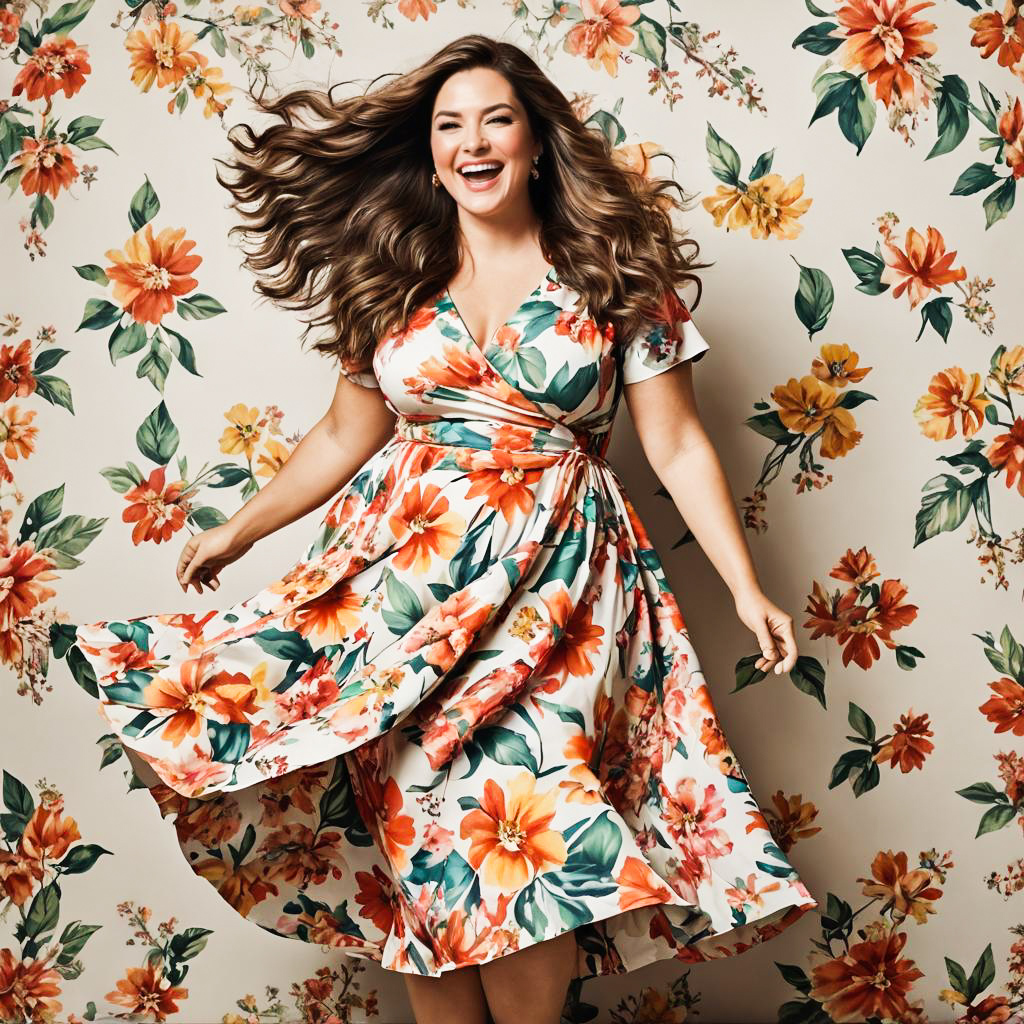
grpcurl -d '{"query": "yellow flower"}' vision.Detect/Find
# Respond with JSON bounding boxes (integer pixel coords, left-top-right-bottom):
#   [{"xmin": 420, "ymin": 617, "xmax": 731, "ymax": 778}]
[{"xmin": 220, "ymin": 403, "xmax": 262, "ymax": 458}]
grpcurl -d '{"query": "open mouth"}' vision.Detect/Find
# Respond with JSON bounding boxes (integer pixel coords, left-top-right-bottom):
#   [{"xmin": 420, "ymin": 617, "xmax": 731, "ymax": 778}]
[{"xmin": 458, "ymin": 162, "xmax": 504, "ymax": 182}]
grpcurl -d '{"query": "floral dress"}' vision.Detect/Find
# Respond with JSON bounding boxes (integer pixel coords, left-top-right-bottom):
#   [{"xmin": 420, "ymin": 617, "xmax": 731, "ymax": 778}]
[{"xmin": 50, "ymin": 265, "xmax": 818, "ymax": 980}]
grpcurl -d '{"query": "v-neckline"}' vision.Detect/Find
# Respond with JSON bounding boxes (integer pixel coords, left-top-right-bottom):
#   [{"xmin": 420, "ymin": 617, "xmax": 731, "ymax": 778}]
[{"xmin": 445, "ymin": 264, "xmax": 556, "ymax": 357}]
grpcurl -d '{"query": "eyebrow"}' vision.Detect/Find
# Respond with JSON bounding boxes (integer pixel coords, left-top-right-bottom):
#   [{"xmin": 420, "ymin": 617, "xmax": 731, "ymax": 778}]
[{"xmin": 433, "ymin": 102, "xmax": 516, "ymax": 119}]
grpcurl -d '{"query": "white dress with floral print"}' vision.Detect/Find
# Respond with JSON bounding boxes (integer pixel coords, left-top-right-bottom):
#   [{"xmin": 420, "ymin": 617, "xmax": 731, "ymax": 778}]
[{"xmin": 53, "ymin": 265, "xmax": 818, "ymax": 979}]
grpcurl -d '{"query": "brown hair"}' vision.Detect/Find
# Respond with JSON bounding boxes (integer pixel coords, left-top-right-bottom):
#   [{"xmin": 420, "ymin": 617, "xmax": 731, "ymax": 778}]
[{"xmin": 216, "ymin": 33, "xmax": 712, "ymax": 374}]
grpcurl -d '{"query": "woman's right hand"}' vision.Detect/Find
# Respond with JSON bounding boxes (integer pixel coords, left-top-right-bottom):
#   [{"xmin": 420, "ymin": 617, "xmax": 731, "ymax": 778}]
[{"xmin": 177, "ymin": 523, "xmax": 254, "ymax": 594}]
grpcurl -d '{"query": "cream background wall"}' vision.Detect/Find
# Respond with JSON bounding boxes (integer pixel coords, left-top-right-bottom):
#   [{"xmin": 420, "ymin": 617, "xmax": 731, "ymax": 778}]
[{"xmin": 4, "ymin": 1, "xmax": 1022, "ymax": 1021}]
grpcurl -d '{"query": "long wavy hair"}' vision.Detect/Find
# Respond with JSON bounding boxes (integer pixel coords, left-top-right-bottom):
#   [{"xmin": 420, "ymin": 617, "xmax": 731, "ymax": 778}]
[{"xmin": 216, "ymin": 33, "xmax": 713, "ymax": 374}]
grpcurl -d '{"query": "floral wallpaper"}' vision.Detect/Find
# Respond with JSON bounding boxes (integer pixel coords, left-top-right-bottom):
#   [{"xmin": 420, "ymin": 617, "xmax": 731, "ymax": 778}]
[{"xmin": 3, "ymin": 0, "xmax": 1023, "ymax": 1022}]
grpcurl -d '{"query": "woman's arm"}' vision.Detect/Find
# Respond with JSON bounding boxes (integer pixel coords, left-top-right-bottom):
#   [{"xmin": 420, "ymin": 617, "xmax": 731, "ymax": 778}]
[
  {"xmin": 227, "ymin": 372, "xmax": 397, "ymax": 547},
  {"xmin": 623, "ymin": 364, "xmax": 797, "ymax": 675}
]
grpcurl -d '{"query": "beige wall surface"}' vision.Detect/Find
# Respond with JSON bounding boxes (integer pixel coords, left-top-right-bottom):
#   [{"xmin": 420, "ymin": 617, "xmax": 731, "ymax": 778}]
[{"xmin": 3, "ymin": 1, "xmax": 1022, "ymax": 1022}]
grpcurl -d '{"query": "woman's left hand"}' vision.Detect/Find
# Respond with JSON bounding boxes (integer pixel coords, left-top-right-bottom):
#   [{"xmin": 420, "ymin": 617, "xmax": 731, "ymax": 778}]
[{"xmin": 733, "ymin": 588, "xmax": 798, "ymax": 675}]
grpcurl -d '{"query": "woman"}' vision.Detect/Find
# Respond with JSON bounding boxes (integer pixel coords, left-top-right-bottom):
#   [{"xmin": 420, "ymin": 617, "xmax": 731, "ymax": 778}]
[{"xmin": 51, "ymin": 33, "xmax": 818, "ymax": 1024}]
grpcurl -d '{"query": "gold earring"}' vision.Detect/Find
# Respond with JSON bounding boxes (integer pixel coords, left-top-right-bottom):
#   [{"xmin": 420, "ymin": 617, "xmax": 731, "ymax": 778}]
[
  {"xmin": 432, "ymin": 171, "xmax": 440, "ymax": 188},
  {"xmin": 530, "ymin": 155, "xmax": 540, "ymax": 180}
]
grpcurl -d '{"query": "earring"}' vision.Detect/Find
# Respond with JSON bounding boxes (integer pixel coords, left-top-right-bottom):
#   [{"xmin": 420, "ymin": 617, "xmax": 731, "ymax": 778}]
[
  {"xmin": 432, "ymin": 171, "xmax": 440, "ymax": 188},
  {"xmin": 530, "ymin": 154, "xmax": 540, "ymax": 180}
]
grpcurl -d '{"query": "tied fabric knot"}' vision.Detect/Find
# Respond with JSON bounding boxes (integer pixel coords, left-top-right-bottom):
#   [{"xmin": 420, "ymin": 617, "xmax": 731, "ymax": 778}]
[{"xmin": 392, "ymin": 414, "xmax": 610, "ymax": 463}]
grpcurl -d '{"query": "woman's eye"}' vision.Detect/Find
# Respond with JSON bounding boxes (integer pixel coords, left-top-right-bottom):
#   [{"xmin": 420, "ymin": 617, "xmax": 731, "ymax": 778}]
[{"xmin": 438, "ymin": 116, "xmax": 512, "ymax": 130}]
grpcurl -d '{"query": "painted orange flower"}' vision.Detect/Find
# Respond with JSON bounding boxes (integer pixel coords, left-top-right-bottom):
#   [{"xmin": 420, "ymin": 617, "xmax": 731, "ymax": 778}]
[
  {"xmin": 663, "ymin": 777, "xmax": 733, "ymax": 858},
  {"xmin": 388, "ymin": 480, "xmax": 466, "ymax": 574},
  {"xmin": 0, "ymin": 948, "xmax": 64, "ymax": 1023},
  {"xmin": 354, "ymin": 864, "xmax": 398, "ymax": 935},
  {"xmin": 703, "ymin": 174, "xmax": 812, "ymax": 239},
  {"xmin": 280, "ymin": 0, "xmax": 322, "ymax": 16},
  {"xmin": 125, "ymin": 21, "xmax": 200, "ymax": 92},
  {"xmin": 0, "ymin": 540, "xmax": 57, "ymax": 631},
  {"xmin": 357, "ymin": 775, "xmax": 416, "ymax": 872},
  {"xmin": 564, "ymin": 0, "xmax": 641, "ymax": 78},
  {"xmin": 538, "ymin": 589, "xmax": 605, "ymax": 683},
  {"xmin": 397, "ymin": 0, "xmax": 438, "ymax": 20},
  {"xmin": 143, "ymin": 649, "xmax": 261, "ymax": 747},
  {"xmin": 989, "ymin": 344, "xmax": 1024, "ymax": 395},
  {"xmin": 979, "ymin": 676, "xmax": 1024, "ymax": 735},
  {"xmin": 970, "ymin": 0, "xmax": 1024, "ymax": 69},
  {"xmin": 0, "ymin": 339, "xmax": 36, "ymax": 401},
  {"xmin": 873, "ymin": 710, "xmax": 934, "ymax": 772},
  {"xmin": 998, "ymin": 97, "xmax": 1024, "ymax": 178},
  {"xmin": 857, "ymin": 849, "xmax": 943, "ymax": 923},
  {"xmin": 462, "ymin": 449, "xmax": 546, "ymax": 524},
  {"xmin": 182, "ymin": 50, "xmax": 233, "ymax": 120},
  {"xmin": 11, "ymin": 36, "xmax": 91, "ymax": 101},
  {"xmin": 811, "ymin": 343, "xmax": 873, "ymax": 387},
  {"xmin": 2, "ymin": 404, "xmax": 39, "ymax": 461},
  {"xmin": 434, "ymin": 909, "xmax": 494, "ymax": 966},
  {"xmin": 122, "ymin": 465, "xmax": 190, "ymax": 544},
  {"xmin": 219, "ymin": 402, "xmax": 262, "ymax": 458},
  {"xmin": 401, "ymin": 590, "xmax": 493, "ymax": 670},
  {"xmin": 809, "ymin": 929, "xmax": 924, "ymax": 1021},
  {"xmin": 880, "ymin": 225, "xmax": 967, "ymax": 309},
  {"xmin": 836, "ymin": 0, "xmax": 938, "ymax": 110},
  {"xmin": 764, "ymin": 791, "xmax": 822, "ymax": 853},
  {"xmin": 255, "ymin": 438, "xmax": 291, "ymax": 478},
  {"xmin": 106, "ymin": 960, "xmax": 188, "ymax": 1022},
  {"xmin": 14, "ymin": 136, "xmax": 79, "ymax": 199},
  {"xmin": 984, "ymin": 417, "xmax": 1024, "ymax": 495},
  {"xmin": 283, "ymin": 579, "xmax": 365, "ymax": 642},
  {"xmin": 192, "ymin": 857, "xmax": 278, "ymax": 915},
  {"xmin": 615, "ymin": 855, "xmax": 673, "ymax": 911},
  {"xmin": 0, "ymin": 10, "xmax": 20, "ymax": 45},
  {"xmin": 18, "ymin": 804, "xmax": 81, "ymax": 866},
  {"xmin": 913, "ymin": 367, "xmax": 990, "ymax": 440},
  {"xmin": 258, "ymin": 821, "xmax": 347, "ymax": 886},
  {"xmin": 104, "ymin": 222, "xmax": 202, "ymax": 326},
  {"xmin": 460, "ymin": 771, "xmax": 567, "ymax": 892},
  {"xmin": 772, "ymin": 376, "xmax": 862, "ymax": 457}
]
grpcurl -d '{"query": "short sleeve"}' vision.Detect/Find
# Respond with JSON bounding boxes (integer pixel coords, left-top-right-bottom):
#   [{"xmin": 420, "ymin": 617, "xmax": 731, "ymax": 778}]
[
  {"xmin": 620, "ymin": 290, "xmax": 710, "ymax": 385},
  {"xmin": 339, "ymin": 355, "xmax": 380, "ymax": 390}
]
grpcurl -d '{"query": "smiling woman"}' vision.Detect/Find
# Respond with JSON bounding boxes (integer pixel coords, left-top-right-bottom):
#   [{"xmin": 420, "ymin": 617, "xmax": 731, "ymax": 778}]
[{"xmin": 51, "ymin": 31, "xmax": 816, "ymax": 1024}]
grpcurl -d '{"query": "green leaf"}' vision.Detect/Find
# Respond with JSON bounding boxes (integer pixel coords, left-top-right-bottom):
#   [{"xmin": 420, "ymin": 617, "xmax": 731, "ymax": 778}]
[
  {"xmin": 473, "ymin": 726, "xmax": 538, "ymax": 774},
  {"xmin": 176, "ymin": 293, "xmax": 227, "ymax": 320},
  {"xmin": 794, "ymin": 261, "xmax": 834, "ymax": 337},
  {"xmin": 847, "ymin": 701, "xmax": 875, "ymax": 741},
  {"xmin": 928, "ymin": 75, "xmax": 970, "ymax": 159},
  {"xmin": 976, "ymin": 803, "xmax": 1016, "ymax": 836},
  {"xmin": 17, "ymin": 484, "xmax": 64, "ymax": 545},
  {"xmin": 58, "ymin": 844, "xmax": 112, "ymax": 874},
  {"xmin": 108, "ymin": 320, "xmax": 148, "ymax": 364},
  {"xmin": 128, "ymin": 175, "xmax": 160, "ymax": 232},
  {"xmin": 914, "ymin": 473, "xmax": 974, "ymax": 546},
  {"xmin": 965, "ymin": 943, "xmax": 995, "ymax": 1001},
  {"xmin": 136, "ymin": 402, "xmax": 179, "ymax": 465},
  {"xmin": 951, "ymin": 161, "xmax": 1000, "ymax": 196},
  {"xmin": 982, "ymin": 176, "xmax": 1015, "ymax": 229},
  {"xmin": 705, "ymin": 122, "xmax": 742, "ymax": 186},
  {"xmin": 73, "ymin": 263, "xmax": 109, "ymax": 286},
  {"xmin": 77, "ymin": 298, "xmax": 122, "ymax": 331},
  {"xmin": 792, "ymin": 22, "xmax": 842, "ymax": 55}
]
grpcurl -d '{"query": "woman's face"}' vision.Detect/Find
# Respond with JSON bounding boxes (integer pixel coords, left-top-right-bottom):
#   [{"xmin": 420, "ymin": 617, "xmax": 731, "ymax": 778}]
[{"xmin": 429, "ymin": 66, "xmax": 540, "ymax": 218}]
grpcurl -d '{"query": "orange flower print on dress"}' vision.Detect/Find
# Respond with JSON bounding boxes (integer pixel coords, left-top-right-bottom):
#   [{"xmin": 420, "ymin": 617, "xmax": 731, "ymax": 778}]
[
  {"xmin": 389, "ymin": 480, "xmax": 465, "ymax": 574},
  {"xmin": 460, "ymin": 772, "xmax": 568, "ymax": 893},
  {"xmin": 56, "ymin": 265, "xmax": 818, "ymax": 978}
]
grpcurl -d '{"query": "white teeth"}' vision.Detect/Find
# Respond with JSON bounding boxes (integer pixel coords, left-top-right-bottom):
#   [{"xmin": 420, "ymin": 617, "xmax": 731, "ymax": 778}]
[{"xmin": 459, "ymin": 162, "xmax": 502, "ymax": 174}]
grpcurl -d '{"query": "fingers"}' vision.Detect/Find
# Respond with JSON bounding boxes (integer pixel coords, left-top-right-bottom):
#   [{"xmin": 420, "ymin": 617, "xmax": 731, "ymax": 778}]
[{"xmin": 754, "ymin": 616, "xmax": 797, "ymax": 674}]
